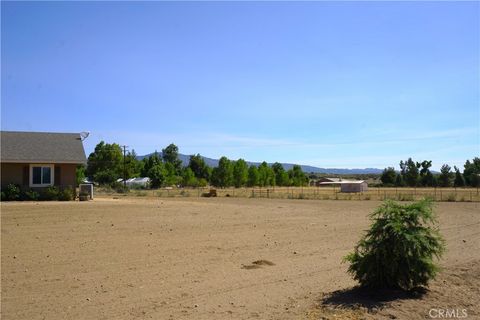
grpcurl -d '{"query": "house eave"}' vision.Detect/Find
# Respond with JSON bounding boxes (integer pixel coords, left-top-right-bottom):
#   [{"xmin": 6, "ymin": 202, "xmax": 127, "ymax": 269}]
[{"xmin": 1, "ymin": 159, "xmax": 86, "ymax": 165}]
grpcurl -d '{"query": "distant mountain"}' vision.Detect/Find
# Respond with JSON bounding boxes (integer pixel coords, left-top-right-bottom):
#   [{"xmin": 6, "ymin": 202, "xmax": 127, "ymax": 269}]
[{"xmin": 137, "ymin": 152, "xmax": 384, "ymax": 175}]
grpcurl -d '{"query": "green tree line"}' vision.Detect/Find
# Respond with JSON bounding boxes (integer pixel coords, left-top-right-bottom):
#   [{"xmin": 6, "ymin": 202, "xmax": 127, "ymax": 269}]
[
  {"xmin": 85, "ymin": 141, "xmax": 308, "ymax": 188},
  {"xmin": 380, "ymin": 157, "xmax": 480, "ymax": 188}
]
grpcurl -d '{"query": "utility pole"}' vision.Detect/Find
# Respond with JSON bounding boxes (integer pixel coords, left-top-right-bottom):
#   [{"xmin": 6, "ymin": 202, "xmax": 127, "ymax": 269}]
[{"xmin": 122, "ymin": 145, "xmax": 128, "ymax": 189}]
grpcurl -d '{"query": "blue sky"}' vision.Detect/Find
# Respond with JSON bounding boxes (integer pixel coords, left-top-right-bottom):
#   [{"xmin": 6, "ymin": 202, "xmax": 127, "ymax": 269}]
[{"xmin": 2, "ymin": 1, "xmax": 479, "ymax": 170}]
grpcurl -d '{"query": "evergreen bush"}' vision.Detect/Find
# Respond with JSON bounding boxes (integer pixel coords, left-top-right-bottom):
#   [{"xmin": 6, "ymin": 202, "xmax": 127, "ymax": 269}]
[
  {"xmin": 24, "ymin": 189, "xmax": 40, "ymax": 201},
  {"xmin": 3, "ymin": 184, "xmax": 21, "ymax": 201},
  {"xmin": 42, "ymin": 186, "xmax": 59, "ymax": 200},
  {"xmin": 344, "ymin": 199, "xmax": 445, "ymax": 290},
  {"xmin": 58, "ymin": 187, "xmax": 75, "ymax": 201}
]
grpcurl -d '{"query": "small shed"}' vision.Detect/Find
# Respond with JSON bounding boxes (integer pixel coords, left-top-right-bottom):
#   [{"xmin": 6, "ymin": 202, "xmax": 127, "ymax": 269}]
[
  {"xmin": 319, "ymin": 180, "xmax": 368, "ymax": 193},
  {"xmin": 340, "ymin": 181, "xmax": 368, "ymax": 193}
]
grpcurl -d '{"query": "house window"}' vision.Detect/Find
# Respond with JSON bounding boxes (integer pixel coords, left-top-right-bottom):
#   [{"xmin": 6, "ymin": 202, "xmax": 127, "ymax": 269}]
[{"xmin": 30, "ymin": 164, "xmax": 54, "ymax": 187}]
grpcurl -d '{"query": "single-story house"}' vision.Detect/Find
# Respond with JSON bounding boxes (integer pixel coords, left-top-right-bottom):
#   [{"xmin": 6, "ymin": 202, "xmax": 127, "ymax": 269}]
[
  {"xmin": 1, "ymin": 131, "xmax": 87, "ymax": 190},
  {"xmin": 319, "ymin": 180, "xmax": 368, "ymax": 193}
]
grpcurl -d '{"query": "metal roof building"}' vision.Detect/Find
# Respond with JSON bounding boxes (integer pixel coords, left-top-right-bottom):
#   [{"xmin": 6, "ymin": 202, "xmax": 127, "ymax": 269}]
[{"xmin": 319, "ymin": 180, "xmax": 368, "ymax": 193}]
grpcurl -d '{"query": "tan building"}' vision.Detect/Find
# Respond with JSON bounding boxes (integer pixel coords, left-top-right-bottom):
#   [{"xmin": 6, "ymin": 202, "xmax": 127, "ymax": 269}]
[
  {"xmin": 1, "ymin": 131, "xmax": 87, "ymax": 190},
  {"xmin": 319, "ymin": 180, "xmax": 368, "ymax": 193},
  {"xmin": 315, "ymin": 177, "xmax": 342, "ymax": 186},
  {"xmin": 339, "ymin": 181, "xmax": 368, "ymax": 193}
]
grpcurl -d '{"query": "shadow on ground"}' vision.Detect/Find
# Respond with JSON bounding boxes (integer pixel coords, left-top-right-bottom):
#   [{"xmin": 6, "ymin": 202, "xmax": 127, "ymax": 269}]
[{"xmin": 320, "ymin": 286, "xmax": 427, "ymax": 312}]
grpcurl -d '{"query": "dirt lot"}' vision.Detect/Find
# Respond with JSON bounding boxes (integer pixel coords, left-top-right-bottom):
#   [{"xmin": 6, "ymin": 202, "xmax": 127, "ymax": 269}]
[{"xmin": 1, "ymin": 198, "xmax": 479, "ymax": 319}]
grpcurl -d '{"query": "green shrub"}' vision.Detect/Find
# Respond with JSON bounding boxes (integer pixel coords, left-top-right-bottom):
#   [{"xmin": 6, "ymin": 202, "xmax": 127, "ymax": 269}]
[
  {"xmin": 0, "ymin": 191, "xmax": 5, "ymax": 201},
  {"xmin": 58, "ymin": 187, "xmax": 75, "ymax": 201},
  {"xmin": 197, "ymin": 178, "xmax": 208, "ymax": 188},
  {"xmin": 24, "ymin": 189, "xmax": 40, "ymax": 201},
  {"xmin": 344, "ymin": 199, "xmax": 445, "ymax": 290},
  {"xmin": 3, "ymin": 184, "xmax": 21, "ymax": 201},
  {"xmin": 42, "ymin": 186, "xmax": 59, "ymax": 200}
]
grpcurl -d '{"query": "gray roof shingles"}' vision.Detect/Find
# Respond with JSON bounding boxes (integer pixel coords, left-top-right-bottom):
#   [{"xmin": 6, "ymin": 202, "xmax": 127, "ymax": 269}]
[{"xmin": 1, "ymin": 131, "xmax": 87, "ymax": 164}]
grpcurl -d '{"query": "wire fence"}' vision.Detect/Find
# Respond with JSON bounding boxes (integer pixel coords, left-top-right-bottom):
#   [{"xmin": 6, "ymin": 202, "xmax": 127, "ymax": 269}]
[{"xmin": 97, "ymin": 186, "xmax": 480, "ymax": 202}]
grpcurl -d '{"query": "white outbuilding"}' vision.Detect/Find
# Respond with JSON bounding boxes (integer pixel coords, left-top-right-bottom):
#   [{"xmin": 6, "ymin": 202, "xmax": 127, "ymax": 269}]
[
  {"xmin": 319, "ymin": 180, "xmax": 368, "ymax": 193},
  {"xmin": 117, "ymin": 177, "xmax": 151, "ymax": 188},
  {"xmin": 339, "ymin": 181, "xmax": 368, "ymax": 193}
]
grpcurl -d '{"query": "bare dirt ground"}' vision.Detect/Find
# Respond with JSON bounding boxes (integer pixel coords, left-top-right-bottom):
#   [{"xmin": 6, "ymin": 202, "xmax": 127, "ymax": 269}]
[{"xmin": 1, "ymin": 198, "xmax": 479, "ymax": 319}]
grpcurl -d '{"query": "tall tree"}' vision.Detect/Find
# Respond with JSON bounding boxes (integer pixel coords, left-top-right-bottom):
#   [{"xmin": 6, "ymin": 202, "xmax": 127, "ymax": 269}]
[
  {"xmin": 86, "ymin": 141, "xmax": 123, "ymax": 185},
  {"xmin": 212, "ymin": 156, "xmax": 233, "ymax": 188},
  {"xmin": 380, "ymin": 167, "xmax": 397, "ymax": 186},
  {"xmin": 395, "ymin": 173, "xmax": 404, "ymax": 187},
  {"xmin": 188, "ymin": 154, "xmax": 211, "ymax": 180},
  {"xmin": 401, "ymin": 158, "xmax": 420, "ymax": 187},
  {"xmin": 463, "ymin": 158, "xmax": 480, "ymax": 187},
  {"xmin": 438, "ymin": 164, "xmax": 453, "ymax": 187},
  {"xmin": 76, "ymin": 165, "xmax": 86, "ymax": 185},
  {"xmin": 162, "ymin": 143, "xmax": 182, "ymax": 173},
  {"xmin": 289, "ymin": 164, "xmax": 307, "ymax": 187},
  {"xmin": 453, "ymin": 166, "xmax": 465, "ymax": 187},
  {"xmin": 431, "ymin": 174, "xmax": 439, "ymax": 187},
  {"xmin": 419, "ymin": 160, "xmax": 434, "ymax": 187},
  {"xmin": 247, "ymin": 165, "xmax": 259, "ymax": 187},
  {"xmin": 258, "ymin": 162, "xmax": 275, "ymax": 187},
  {"xmin": 141, "ymin": 151, "xmax": 161, "ymax": 177},
  {"xmin": 399, "ymin": 160, "xmax": 406, "ymax": 177},
  {"xmin": 124, "ymin": 149, "xmax": 141, "ymax": 179},
  {"xmin": 233, "ymin": 159, "xmax": 248, "ymax": 188},
  {"xmin": 164, "ymin": 162, "xmax": 182, "ymax": 186},
  {"xmin": 272, "ymin": 162, "xmax": 290, "ymax": 186},
  {"xmin": 148, "ymin": 161, "xmax": 167, "ymax": 188},
  {"xmin": 182, "ymin": 167, "xmax": 197, "ymax": 187}
]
